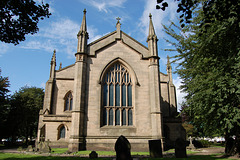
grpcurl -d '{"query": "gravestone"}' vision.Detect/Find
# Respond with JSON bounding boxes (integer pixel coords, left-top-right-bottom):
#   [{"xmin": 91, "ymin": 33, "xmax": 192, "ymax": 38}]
[
  {"xmin": 26, "ymin": 145, "xmax": 34, "ymax": 152},
  {"xmin": 187, "ymin": 136, "xmax": 195, "ymax": 149},
  {"xmin": 175, "ymin": 138, "xmax": 187, "ymax": 158},
  {"xmin": 225, "ymin": 137, "xmax": 234, "ymax": 154},
  {"xmin": 89, "ymin": 151, "xmax": 98, "ymax": 159},
  {"xmin": 148, "ymin": 139, "xmax": 163, "ymax": 158},
  {"xmin": 115, "ymin": 135, "xmax": 132, "ymax": 160},
  {"xmin": 37, "ymin": 138, "xmax": 51, "ymax": 153}
]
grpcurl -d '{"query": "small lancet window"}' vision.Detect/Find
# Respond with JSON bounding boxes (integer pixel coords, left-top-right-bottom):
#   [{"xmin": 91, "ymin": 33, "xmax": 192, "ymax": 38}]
[
  {"xmin": 101, "ymin": 63, "xmax": 133, "ymax": 126},
  {"xmin": 58, "ymin": 125, "xmax": 66, "ymax": 139},
  {"xmin": 64, "ymin": 92, "xmax": 73, "ymax": 111}
]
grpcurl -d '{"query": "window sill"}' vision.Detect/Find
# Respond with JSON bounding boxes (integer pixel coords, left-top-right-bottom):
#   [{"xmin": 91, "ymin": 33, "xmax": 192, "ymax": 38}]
[
  {"xmin": 63, "ymin": 110, "xmax": 72, "ymax": 113},
  {"xmin": 100, "ymin": 125, "xmax": 135, "ymax": 129}
]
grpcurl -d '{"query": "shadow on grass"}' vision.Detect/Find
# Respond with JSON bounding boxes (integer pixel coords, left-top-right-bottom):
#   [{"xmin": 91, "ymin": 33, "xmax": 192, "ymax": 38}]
[
  {"xmin": 1, "ymin": 153, "xmax": 235, "ymax": 160},
  {"xmin": 0, "ymin": 153, "xmax": 111, "ymax": 160}
]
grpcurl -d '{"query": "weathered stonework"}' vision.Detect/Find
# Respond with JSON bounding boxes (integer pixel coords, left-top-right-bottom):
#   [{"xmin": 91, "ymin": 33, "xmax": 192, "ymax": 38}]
[{"xmin": 37, "ymin": 10, "xmax": 185, "ymax": 152}]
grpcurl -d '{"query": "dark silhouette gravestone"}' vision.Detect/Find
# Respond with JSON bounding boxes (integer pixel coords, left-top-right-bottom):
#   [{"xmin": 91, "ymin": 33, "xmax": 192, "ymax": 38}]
[
  {"xmin": 175, "ymin": 138, "xmax": 187, "ymax": 158},
  {"xmin": 225, "ymin": 137, "xmax": 234, "ymax": 154},
  {"xmin": 115, "ymin": 135, "xmax": 132, "ymax": 160},
  {"xmin": 148, "ymin": 139, "xmax": 163, "ymax": 158},
  {"xmin": 89, "ymin": 151, "xmax": 98, "ymax": 159}
]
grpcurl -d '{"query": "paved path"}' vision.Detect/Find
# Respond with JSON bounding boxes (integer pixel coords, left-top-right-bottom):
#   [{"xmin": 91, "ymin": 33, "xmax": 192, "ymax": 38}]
[{"xmin": 0, "ymin": 148, "xmax": 20, "ymax": 153}]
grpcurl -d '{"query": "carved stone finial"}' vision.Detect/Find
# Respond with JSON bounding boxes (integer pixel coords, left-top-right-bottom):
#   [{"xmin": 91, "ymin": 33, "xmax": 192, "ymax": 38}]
[
  {"xmin": 167, "ymin": 55, "xmax": 170, "ymax": 63},
  {"xmin": 116, "ymin": 17, "xmax": 121, "ymax": 23},
  {"xmin": 59, "ymin": 62, "xmax": 62, "ymax": 70},
  {"xmin": 116, "ymin": 17, "xmax": 121, "ymax": 33},
  {"xmin": 149, "ymin": 13, "xmax": 152, "ymax": 19},
  {"xmin": 51, "ymin": 49, "xmax": 56, "ymax": 63},
  {"xmin": 167, "ymin": 55, "xmax": 172, "ymax": 71}
]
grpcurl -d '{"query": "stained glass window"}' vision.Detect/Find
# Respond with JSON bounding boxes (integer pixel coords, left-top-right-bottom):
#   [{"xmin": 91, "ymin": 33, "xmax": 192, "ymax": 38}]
[
  {"xmin": 109, "ymin": 108, "xmax": 113, "ymax": 125},
  {"xmin": 64, "ymin": 92, "xmax": 73, "ymax": 111},
  {"xmin": 115, "ymin": 109, "xmax": 120, "ymax": 125},
  {"xmin": 116, "ymin": 84, "xmax": 120, "ymax": 106},
  {"xmin": 128, "ymin": 109, "xmax": 132, "ymax": 126},
  {"xmin": 102, "ymin": 63, "xmax": 133, "ymax": 126},
  {"xmin": 122, "ymin": 109, "xmax": 126, "ymax": 125},
  {"xmin": 59, "ymin": 126, "xmax": 65, "ymax": 139}
]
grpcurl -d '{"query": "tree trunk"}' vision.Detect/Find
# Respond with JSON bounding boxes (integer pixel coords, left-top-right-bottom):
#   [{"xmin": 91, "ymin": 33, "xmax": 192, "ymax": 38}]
[{"xmin": 225, "ymin": 129, "xmax": 240, "ymax": 157}]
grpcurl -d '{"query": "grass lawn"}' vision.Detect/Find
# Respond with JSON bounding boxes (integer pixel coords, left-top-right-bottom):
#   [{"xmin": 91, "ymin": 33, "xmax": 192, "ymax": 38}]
[
  {"xmin": 0, "ymin": 152, "xmax": 237, "ymax": 160},
  {"xmin": 0, "ymin": 146, "xmax": 236, "ymax": 160},
  {"xmin": 51, "ymin": 148, "xmax": 198, "ymax": 155},
  {"xmin": 51, "ymin": 148, "xmax": 150, "ymax": 156}
]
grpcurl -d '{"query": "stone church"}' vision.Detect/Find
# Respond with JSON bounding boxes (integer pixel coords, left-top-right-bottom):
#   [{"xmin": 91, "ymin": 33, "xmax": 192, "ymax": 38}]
[{"xmin": 37, "ymin": 10, "xmax": 185, "ymax": 152}]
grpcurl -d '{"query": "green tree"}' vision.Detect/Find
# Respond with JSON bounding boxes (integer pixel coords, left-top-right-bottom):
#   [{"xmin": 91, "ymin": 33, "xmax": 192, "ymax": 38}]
[
  {"xmin": 161, "ymin": 0, "xmax": 240, "ymax": 155},
  {"xmin": 0, "ymin": 69, "xmax": 10, "ymax": 141},
  {"xmin": 0, "ymin": 0, "xmax": 51, "ymax": 45},
  {"xmin": 7, "ymin": 86, "xmax": 44, "ymax": 144}
]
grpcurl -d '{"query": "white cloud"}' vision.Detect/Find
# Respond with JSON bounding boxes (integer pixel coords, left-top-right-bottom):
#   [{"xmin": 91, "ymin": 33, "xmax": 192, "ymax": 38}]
[
  {"xmin": 78, "ymin": 0, "xmax": 127, "ymax": 13},
  {"xmin": 88, "ymin": 25, "xmax": 109, "ymax": 43},
  {"xmin": 21, "ymin": 40, "xmax": 55, "ymax": 52},
  {"xmin": 42, "ymin": 19, "xmax": 79, "ymax": 39},
  {"xmin": 139, "ymin": 0, "xmax": 178, "ymax": 39},
  {"xmin": 0, "ymin": 43, "xmax": 10, "ymax": 56},
  {"xmin": 173, "ymin": 77, "xmax": 187, "ymax": 111},
  {"xmin": 20, "ymin": 17, "xmax": 106, "ymax": 58},
  {"xmin": 35, "ymin": 0, "xmax": 55, "ymax": 13},
  {"xmin": 40, "ymin": 82, "xmax": 46, "ymax": 89},
  {"xmin": 20, "ymin": 18, "xmax": 78, "ymax": 57}
]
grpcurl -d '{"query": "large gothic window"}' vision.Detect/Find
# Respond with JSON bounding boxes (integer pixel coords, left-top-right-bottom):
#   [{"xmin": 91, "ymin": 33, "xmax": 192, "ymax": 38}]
[
  {"xmin": 64, "ymin": 92, "xmax": 73, "ymax": 111},
  {"xmin": 102, "ymin": 63, "xmax": 133, "ymax": 126}
]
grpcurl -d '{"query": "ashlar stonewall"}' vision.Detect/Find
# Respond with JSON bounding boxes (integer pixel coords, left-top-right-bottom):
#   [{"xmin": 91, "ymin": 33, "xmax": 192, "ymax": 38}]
[{"xmin": 37, "ymin": 10, "xmax": 185, "ymax": 152}]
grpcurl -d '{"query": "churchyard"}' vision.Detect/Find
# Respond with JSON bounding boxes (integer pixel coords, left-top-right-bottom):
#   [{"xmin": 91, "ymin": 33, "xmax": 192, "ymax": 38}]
[
  {"xmin": 0, "ymin": 148, "xmax": 234, "ymax": 160},
  {"xmin": 1, "ymin": 135, "xmax": 238, "ymax": 160},
  {"xmin": 0, "ymin": 144, "xmax": 238, "ymax": 160}
]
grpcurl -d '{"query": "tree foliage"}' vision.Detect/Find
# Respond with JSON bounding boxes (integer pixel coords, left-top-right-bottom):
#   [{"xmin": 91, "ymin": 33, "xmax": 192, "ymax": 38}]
[
  {"xmin": 0, "ymin": 0, "xmax": 51, "ymax": 45},
  {"xmin": 157, "ymin": 0, "xmax": 240, "ymax": 28},
  {"xmin": 160, "ymin": 0, "xmax": 240, "ymax": 155},
  {"xmin": 7, "ymin": 86, "xmax": 44, "ymax": 143},
  {"xmin": 0, "ymin": 69, "xmax": 10, "ymax": 140}
]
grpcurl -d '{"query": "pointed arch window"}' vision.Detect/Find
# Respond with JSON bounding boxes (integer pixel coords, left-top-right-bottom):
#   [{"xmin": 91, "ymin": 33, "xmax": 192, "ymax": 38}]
[
  {"xmin": 102, "ymin": 63, "xmax": 133, "ymax": 126},
  {"xmin": 57, "ymin": 125, "xmax": 66, "ymax": 140},
  {"xmin": 64, "ymin": 92, "xmax": 73, "ymax": 111}
]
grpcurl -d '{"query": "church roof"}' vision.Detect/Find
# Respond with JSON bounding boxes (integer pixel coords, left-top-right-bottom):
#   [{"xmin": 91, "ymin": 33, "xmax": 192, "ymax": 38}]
[{"xmin": 87, "ymin": 30, "xmax": 151, "ymax": 58}]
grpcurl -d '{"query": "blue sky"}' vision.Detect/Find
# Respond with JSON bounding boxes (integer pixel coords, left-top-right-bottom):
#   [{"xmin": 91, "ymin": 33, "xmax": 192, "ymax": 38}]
[{"xmin": 0, "ymin": 0, "xmax": 185, "ymax": 109}]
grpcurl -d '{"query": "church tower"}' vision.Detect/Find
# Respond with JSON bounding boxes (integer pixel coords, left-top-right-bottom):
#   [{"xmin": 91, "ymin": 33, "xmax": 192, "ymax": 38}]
[
  {"xmin": 147, "ymin": 14, "xmax": 163, "ymax": 141},
  {"xmin": 68, "ymin": 9, "xmax": 88, "ymax": 152}
]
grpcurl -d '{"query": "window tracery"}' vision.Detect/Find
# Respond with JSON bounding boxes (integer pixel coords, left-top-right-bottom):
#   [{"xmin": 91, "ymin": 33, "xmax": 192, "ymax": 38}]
[
  {"xmin": 64, "ymin": 92, "xmax": 73, "ymax": 111},
  {"xmin": 102, "ymin": 63, "xmax": 133, "ymax": 126}
]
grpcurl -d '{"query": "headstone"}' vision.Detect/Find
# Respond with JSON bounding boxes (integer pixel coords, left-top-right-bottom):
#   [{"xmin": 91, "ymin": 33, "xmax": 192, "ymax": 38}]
[
  {"xmin": 26, "ymin": 145, "xmax": 34, "ymax": 152},
  {"xmin": 225, "ymin": 137, "xmax": 234, "ymax": 154},
  {"xmin": 175, "ymin": 138, "xmax": 187, "ymax": 158},
  {"xmin": 187, "ymin": 136, "xmax": 195, "ymax": 149},
  {"xmin": 37, "ymin": 138, "xmax": 51, "ymax": 153},
  {"xmin": 148, "ymin": 139, "xmax": 163, "ymax": 158},
  {"xmin": 115, "ymin": 135, "xmax": 132, "ymax": 160},
  {"xmin": 89, "ymin": 151, "xmax": 98, "ymax": 159}
]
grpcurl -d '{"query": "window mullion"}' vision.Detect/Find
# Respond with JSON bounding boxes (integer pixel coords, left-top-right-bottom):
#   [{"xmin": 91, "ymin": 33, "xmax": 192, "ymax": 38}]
[
  {"xmin": 126, "ymin": 108, "xmax": 129, "ymax": 126},
  {"xmin": 126, "ymin": 83, "xmax": 128, "ymax": 107},
  {"xmin": 107, "ymin": 108, "xmax": 109, "ymax": 126},
  {"xmin": 120, "ymin": 109, "xmax": 122, "ymax": 126},
  {"xmin": 113, "ymin": 108, "xmax": 116, "ymax": 126},
  {"xmin": 107, "ymin": 83, "xmax": 109, "ymax": 106}
]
